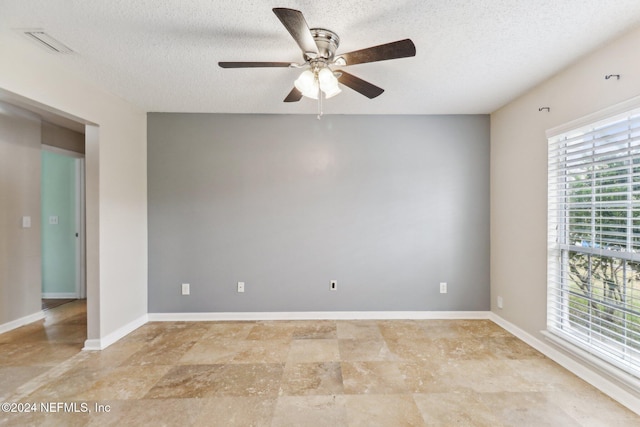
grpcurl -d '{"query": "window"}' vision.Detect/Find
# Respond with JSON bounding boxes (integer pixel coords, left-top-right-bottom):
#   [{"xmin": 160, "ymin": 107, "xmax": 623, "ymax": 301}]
[{"xmin": 548, "ymin": 102, "xmax": 640, "ymax": 381}]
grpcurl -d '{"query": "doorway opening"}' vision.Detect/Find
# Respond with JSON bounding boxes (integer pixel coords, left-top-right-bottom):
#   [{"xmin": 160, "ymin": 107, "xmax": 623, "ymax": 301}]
[
  {"xmin": 0, "ymin": 88, "xmax": 98, "ymax": 350},
  {"xmin": 41, "ymin": 140, "xmax": 86, "ymax": 311}
]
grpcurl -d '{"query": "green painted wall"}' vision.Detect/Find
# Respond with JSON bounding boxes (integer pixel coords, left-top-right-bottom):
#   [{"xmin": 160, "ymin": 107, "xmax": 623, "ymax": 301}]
[{"xmin": 41, "ymin": 150, "xmax": 76, "ymax": 296}]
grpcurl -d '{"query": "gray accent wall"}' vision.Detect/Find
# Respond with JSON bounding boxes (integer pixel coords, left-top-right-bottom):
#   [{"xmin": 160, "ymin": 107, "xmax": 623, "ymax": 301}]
[{"xmin": 148, "ymin": 114, "xmax": 489, "ymax": 313}]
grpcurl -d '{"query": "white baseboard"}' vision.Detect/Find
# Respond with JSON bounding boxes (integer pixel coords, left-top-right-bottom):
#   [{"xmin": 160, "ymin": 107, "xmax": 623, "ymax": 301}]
[
  {"xmin": 488, "ymin": 312, "xmax": 640, "ymax": 415},
  {"xmin": 0, "ymin": 310, "xmax": 45, "ymax": 334},
  {"xmin": 83, "ymin": 311, "xmax": 489, "ymax": 349},
  {"xmin": 148, "ymin": 310, "xmax": 491, "ymax": 322},
  {"xmin": 83, "ymin": 314, "xmax": 148, "ymax": 351},
  {"xmin": 42, "ymin": 292, "xmax": 77, "ymax": 299}
]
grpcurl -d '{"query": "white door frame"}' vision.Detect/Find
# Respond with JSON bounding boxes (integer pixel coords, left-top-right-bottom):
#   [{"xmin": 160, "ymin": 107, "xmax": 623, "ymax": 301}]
[{"xmin": 76, "ymin": 157, "xmax": 86, "ymax": 299}]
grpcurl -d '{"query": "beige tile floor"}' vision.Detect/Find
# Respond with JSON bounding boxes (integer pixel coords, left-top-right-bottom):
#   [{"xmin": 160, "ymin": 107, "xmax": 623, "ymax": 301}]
[{"xmin": 0, "ymin": 300, "xmax": 638, "ymax": 426}]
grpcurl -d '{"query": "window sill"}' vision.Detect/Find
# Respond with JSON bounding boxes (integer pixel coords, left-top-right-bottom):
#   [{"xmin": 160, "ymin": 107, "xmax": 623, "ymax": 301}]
[{"xmin": 542, "ymin": 330, "xmax": 640, "ymax": 393}]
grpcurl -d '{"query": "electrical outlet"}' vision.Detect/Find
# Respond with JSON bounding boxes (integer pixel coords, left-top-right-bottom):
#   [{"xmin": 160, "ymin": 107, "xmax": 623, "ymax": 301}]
[
  {"xmin": 181, "ymin": 283, "xmax": 190, "ymax": 295},
  {"xmin": 497, "ymin": 296, "xmax": 504, "ymax": 309},
  {"xmin": 439, "ymin": 282, "xmax": 447, "ymax": 294},
  {"xmin": 330, "ymin": 280, "xmax": 337, "ymax": 290},
  {"xmin": 237, "ymin": 282, "xmax": 245, "ymax": 293}
]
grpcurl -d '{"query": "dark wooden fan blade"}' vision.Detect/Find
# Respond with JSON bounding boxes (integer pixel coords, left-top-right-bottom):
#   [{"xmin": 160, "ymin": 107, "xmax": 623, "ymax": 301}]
[
  {"xmin": 218, "ymin": 62, "xmax": 293, "ymax": 68},
  {"xmin": 337, "ymin": 71, "xmax": 384, "ymax": 99},
  {"xmin": 337, "ymin": 39, "xmax": 416, "ymax": 66},
  {"xmin": 284, "ymin": 87, "xmax": 303, "ymax": 102},
  {"xmin": 272, "ymin": 8, "xmax": 318, "ymax": 56}
]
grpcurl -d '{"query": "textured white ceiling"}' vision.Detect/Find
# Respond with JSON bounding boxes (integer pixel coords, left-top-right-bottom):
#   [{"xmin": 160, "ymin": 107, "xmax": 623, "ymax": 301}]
[{"xmin": 1, "ymin": 0, "xmax": 640, "ymax": 115}]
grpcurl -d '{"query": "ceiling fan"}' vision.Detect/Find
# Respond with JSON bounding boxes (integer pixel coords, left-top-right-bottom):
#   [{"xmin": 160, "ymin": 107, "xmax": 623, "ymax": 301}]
[{"xmin": 219, "ymin": 8, "xmax": 416, "ymax": 107}]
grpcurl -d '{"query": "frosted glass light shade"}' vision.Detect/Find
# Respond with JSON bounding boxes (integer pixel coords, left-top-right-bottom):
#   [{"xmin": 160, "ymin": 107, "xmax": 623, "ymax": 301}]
[
  {"xmin": 318, "ymin": 68, "xmax": 340, "ymax": 98},
  {"xmin": 294, "ymin": 70, "xmax": 319, "ymax": 99},
  {"xmin": 318, "ymin": 68, "xmax": 336, "ymax": 87},
  {"xmin": 295, "ymin": 68, "xmax": 341, "ymax": 100},
  {"xmin": 323, "ymin": 85, "xmax": 341, "ymax": 98}
]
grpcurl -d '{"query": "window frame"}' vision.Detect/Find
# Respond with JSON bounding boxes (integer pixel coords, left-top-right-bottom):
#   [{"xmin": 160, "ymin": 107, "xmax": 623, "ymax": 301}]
[{"xmin": 547, "ymin": 96, "xmax": 640, "ymax": 388}]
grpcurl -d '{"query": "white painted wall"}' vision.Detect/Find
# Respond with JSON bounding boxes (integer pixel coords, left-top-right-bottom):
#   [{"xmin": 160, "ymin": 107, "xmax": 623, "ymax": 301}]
[
  {"xmin": 491, "ymin": 27, "xmax": 640, "ymax": 395},
  {"xmin": 0, "ymin": 102, "xmax": 42, "ymax": 327},
  {"xmin": 0, "ymin": 41, "xmax": 147, "ymax": 343}
]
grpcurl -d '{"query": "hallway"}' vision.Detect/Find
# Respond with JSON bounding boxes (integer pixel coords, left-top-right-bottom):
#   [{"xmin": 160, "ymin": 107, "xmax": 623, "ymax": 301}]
[{"xmin": 0, "ymin": 300, "xmax": 86, "ymax": 400}]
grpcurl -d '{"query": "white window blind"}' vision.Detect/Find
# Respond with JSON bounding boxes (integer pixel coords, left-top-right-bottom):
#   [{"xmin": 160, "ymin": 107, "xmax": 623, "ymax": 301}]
[{"xmin": 548, "ymin": 105, "xmax": 640, "ymax": 381}]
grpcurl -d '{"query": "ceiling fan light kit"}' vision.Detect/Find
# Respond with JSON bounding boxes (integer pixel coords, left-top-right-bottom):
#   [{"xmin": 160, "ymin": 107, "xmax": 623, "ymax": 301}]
[
  {"xmin": 294, "ymin": 67, "xmax": 341, "ymax": 100},
  {"xmin": 219, "ymin": 8, "xmax": 416, "ymax": 117}
]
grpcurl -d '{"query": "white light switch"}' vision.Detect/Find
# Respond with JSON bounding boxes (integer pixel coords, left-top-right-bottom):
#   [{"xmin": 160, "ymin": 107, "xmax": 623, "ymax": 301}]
[
  {"xmin": 22, "ymin": 216, "xmax": 31, "ymax": 228},
  {"xmin": 49, "ymin": 216, "xmax": 59, "ymax": 225},
  {"xmin": 181, "ymin": 283, "xmax": 190, "ymax": 295}
]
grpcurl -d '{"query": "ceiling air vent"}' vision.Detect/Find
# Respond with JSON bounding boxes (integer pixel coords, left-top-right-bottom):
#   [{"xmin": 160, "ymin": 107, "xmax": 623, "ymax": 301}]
[{"xmin": 19, "ymin": 29, "xmax": 74, "ymax": 54}]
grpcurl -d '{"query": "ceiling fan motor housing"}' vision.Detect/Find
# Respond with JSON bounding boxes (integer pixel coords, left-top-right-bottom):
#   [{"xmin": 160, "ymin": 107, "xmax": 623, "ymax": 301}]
[{"xmin": 309, "ymin": 28, "xmax": 340, "ymax": 61}]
